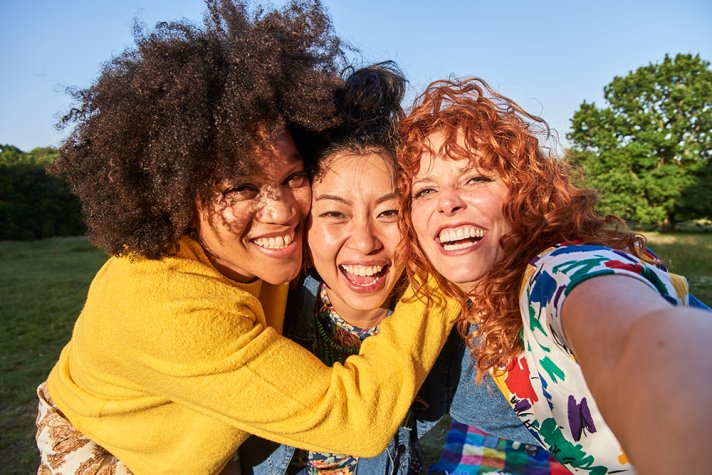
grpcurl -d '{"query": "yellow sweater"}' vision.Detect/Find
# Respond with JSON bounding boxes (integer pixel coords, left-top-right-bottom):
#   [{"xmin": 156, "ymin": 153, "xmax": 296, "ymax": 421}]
[{"xmin": 47, "ymin": 237, "xmax": 458, "ymax": 474}]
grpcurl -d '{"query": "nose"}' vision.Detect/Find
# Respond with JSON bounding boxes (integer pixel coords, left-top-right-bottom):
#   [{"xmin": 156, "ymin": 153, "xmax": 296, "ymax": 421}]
[
  {"xmin": 256, "ymin": 188, "xmax": 296, "ymax": 224},
  {"xmin": 437, "ymin": 188, "xmax": 466, "ymax": 216},
  {"xmin": 347, "ymin": 219, "xmax": 383, "ymax": 255}
]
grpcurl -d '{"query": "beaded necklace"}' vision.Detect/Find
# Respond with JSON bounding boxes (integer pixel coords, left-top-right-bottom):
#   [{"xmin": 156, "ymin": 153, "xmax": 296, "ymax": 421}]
[
  {"xmin": 297, "ymin": 284, "xmax": 385, "ymax": 474},
  {"xmin": 313, "ymin": 286, "xmax": 381, "ymax": 366}
]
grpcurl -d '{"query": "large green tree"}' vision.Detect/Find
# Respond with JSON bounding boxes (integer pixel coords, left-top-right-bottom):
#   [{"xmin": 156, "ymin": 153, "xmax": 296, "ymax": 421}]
[{"xmin": 568, "ymin": 53, "xmax": 712, "ymax": 230}]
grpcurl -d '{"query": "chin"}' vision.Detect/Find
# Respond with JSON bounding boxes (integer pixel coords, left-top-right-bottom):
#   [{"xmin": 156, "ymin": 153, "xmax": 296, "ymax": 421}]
[
  {"xmin": 350, "ymin": 298, "xmax": 387, "ymax": 313},
  {"xmin": 261, "ymin": 267, "xmax": 301, "ymax": 285},
  {"xmin": 436, "ymin": 269, "xmax": 480, "ymax": 290}
]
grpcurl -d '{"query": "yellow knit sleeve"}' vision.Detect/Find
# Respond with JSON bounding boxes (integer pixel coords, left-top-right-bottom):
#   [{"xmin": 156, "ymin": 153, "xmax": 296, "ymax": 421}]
[
  {"xmin": 224, "ymin": 280, "xmax": 459, "ymax": 456},
  {"xmin": 114, "ymin": 275, "xmax": 456, "ymax": 456},
  {"xmin": 48, "ymin": 243, "xmax": 458, "ymax": 464}
]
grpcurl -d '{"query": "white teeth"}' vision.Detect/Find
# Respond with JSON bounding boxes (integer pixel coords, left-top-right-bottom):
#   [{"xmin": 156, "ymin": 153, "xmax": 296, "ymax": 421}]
[
  {"xmin": 438, "ymin": 226, "xmax": 484, "ymax": 244},
  {"xmin": 341, "ymin": 264, "xmax": 385, "ymax": 277},
  {"xmin": 253, "ymin": 233, "xmax": 293, "ymax": 249},
  {"xmin": 442, "ymin": 241, "xmax": 475, "ymax": 251}
]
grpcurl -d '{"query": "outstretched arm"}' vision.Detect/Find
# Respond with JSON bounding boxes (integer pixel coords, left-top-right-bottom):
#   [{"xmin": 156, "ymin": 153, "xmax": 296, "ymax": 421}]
[{"xmin": 563, "ymin": 275, "xmax": 712, "ymax": 474}]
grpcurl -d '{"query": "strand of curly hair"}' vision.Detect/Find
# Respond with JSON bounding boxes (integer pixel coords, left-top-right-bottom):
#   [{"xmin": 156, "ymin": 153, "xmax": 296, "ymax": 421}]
[
  {"xmin": 49, "ymin": 0, "xmax": 345, "ymax": 259},
  {"xmin": 397, "ymin": 77, "xmax": 648, "ymax": 381}
]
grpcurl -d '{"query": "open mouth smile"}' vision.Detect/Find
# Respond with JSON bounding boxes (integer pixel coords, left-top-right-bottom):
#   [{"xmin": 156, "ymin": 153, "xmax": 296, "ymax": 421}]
[
  {"xmin": 437, "ymin": 225, "xmax": 484, "ymax": 251},
  {"xmin": 339, "ymin": 264, "xmax": 390, "ymax": 291},
  {"xmin": 252, "ymin": 231, "xmax": 295, "ymax": 249}
]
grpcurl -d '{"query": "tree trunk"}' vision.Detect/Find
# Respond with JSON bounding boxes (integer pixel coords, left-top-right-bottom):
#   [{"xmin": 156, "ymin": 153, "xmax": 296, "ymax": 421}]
[{"xmin": 658, "ymin": 213, "xmax": 676, "ymax": 232}]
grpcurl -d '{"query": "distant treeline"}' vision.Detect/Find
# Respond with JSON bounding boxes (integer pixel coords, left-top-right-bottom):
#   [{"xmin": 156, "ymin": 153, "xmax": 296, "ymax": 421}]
[{"xmin": 0, "ymin": 144, "xmax": 85, "ymax": 240}]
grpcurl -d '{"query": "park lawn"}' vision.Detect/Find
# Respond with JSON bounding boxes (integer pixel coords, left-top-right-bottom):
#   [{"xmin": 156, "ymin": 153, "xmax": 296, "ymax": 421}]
[
  {"xmin": 643, "ymin": 232, "xmax": 712, "ymax": 303},
  {"xmin": 1, "ymin": 233, "xmax": 710, "ymax": 474},
  {"xmin": 0, "ymin": 237, "xmax": 107, "ymax": 471}
]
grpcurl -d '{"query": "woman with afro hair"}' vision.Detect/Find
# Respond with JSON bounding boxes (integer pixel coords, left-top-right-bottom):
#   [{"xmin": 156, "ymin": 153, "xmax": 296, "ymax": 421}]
[{"xmin": 35, "ymin": 2, "xmax": 458, "ymax": 473}]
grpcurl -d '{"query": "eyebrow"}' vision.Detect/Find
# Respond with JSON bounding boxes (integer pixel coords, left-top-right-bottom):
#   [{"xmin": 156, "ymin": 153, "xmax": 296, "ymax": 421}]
[
  {"xmin": 375, "ymin": 192, "xmax": 398, "ymax": 205},
  {"xmin": 314, "ymin": 194, "xmax": 352, "ymax": 205},
  {"xmin": 412, "ymin": 177, "xmax": 435, "ymax": 187},
  {"xmin": 314, "ymin": 192, "xmax": 398, "ymax": 206}
]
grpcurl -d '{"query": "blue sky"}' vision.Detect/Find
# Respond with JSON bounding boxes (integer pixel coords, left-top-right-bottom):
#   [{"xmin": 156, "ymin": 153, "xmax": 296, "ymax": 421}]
[{"xmin": 1, "ymin": 0, "xmax": 710, "ymax": 151}]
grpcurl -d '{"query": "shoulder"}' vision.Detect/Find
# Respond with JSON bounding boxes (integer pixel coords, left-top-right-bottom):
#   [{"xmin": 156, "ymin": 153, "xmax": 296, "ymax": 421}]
[
  {"xmin": 85, "ymin": 238, "xmax": 266, "ymax": 338},
  {"xmin": 283, "ymin": 273, "xmax": 322, "ymax": 343},
  {"xmin": 522, "ymin": 242, "xmax": 687, "ymax": 304}
]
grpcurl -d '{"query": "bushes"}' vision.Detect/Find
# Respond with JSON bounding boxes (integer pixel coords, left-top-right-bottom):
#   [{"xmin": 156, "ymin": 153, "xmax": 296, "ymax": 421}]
[{"xmin": 0, "ymin": 145, "xmax": 85, "ymax": 240}]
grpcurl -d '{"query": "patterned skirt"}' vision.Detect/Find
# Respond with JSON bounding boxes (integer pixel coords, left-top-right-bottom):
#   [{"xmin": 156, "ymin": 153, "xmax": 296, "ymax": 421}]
[{"xmin": 35, "ymin": 382, "xmax": 133, "ymax": 475}]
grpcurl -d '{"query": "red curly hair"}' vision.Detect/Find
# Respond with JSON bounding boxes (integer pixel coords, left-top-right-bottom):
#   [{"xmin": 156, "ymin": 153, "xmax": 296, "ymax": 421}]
[{"xmin": 397, "ymin": 77, "xmax": 647, "ymax": 381}]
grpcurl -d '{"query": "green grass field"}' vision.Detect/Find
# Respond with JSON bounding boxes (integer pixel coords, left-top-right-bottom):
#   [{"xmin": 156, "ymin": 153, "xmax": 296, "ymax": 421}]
[
  {"xmin": 0, "ymin": 238, "xmax": 107, "ymax": 470},
  {"xmin": 644, "ymin": 232, "xmax": 712, "ymax": 303},
  {"xmin": 1, "ymin": 234, "xmax": 710, "ymax": 473}
]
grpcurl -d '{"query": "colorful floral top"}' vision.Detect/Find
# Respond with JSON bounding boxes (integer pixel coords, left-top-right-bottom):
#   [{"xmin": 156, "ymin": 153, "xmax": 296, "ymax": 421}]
[{"xmin": 492, "ymin": 242, "xmax": 697, "ymax": 474}]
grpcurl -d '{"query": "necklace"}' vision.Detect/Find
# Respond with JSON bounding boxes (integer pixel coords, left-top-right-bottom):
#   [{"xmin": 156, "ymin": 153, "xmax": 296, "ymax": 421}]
[
  {"xmin": 313, "ymin": 316, "xmax": 360, "ymax": 366},
  {"xmin": 312, "ymin": 286, "xmax": 379, "ymax": 366}
]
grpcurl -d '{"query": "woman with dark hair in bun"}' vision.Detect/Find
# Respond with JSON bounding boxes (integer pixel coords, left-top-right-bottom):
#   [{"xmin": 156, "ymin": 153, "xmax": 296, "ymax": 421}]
[
  {"xmin": 35, "ymin": 3, "xmax": 459, "ymax": 474},
  {"xmin": 240, "ymin": 62, "xmax": 424, "ymax": 475},
  {"xmin": 240, "ymin": 63, "xmax": 548, "ymax": 475}
]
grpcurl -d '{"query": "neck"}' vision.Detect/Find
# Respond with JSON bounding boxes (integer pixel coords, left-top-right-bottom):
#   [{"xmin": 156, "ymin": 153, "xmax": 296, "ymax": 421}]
[{"xmin": 327, "ymin": 293, "xmax": 390, "ymax": 330}]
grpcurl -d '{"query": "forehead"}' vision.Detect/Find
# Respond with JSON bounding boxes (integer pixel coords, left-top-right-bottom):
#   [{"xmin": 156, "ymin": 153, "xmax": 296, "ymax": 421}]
[
  {"xmin": 315, "ymin": 150, "xmax": 395, "ymax": 186},
  {"xmin": 224, "ymin": 129, "xmax": 302, "ymax": 181},
  {"xmin": 416, "ymin": 129, "xmax": 477, "ymax": 176},
  {"xmin": 252, "ymin": 129, "xmax": 301, "ymax": 164}
]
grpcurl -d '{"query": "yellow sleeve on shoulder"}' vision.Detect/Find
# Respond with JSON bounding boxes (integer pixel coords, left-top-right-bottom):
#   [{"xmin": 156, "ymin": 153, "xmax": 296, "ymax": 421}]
[
  {"xmin": 49, "ymin": 237, "xmax": 458, "ymax": 459},
  {"xmin": 229, "ymin": 278, "xmax": 459, "ymax": 456}
]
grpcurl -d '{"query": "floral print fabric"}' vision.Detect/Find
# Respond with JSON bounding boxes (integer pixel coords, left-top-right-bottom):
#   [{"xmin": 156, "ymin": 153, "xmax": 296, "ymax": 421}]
[
  {"xmin": 36, "ymin": 382, "xmax": 133, "ymax": 475},
  {"xmin": 492, "ymin": 242, "xmax": 694, "ymax": 474}
]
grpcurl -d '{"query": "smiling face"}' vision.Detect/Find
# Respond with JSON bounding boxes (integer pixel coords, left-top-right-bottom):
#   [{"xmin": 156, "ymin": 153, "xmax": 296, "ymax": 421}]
[
  {"xmin": 307, "ymin": 150, "xmax": 403, "ymax": 327},
  {"xmin": 195, "ymin": 129, "xmax": 311, "ymax": 285},
  {"xmin": 410, "ymin": 130, "xmax": 511, "ymax": 291}
]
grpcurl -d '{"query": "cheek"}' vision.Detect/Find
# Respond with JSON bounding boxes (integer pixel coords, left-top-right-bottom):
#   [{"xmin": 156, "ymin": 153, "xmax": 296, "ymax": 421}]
[
  {"xmin": 220, "ymin": 204, "xmax": 253, "ymax": 236},
  {"xmin": 410, "ymin": 205, "xmax": 431, "ymax": 243},
  {"xmin": 295, "ymin": 187, "xmax": 312, "ymax": 218},
  {"xmin": 307, "ymin": 227, "xmax": 343, "ymax": 276},
  {"xmin": 382, "ymin": 224, "xmax": 402, "ymax": 255},
  {"xmin": 307, "ymin": 224, "xmax": 339, "ymax": 259}
]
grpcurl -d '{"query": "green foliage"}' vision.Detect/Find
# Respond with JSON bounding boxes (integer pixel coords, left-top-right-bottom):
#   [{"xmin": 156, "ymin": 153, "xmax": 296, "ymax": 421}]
[
  {"xmin": 0, "ymin": 145, "xmax": 85, "ymax": 240},
  {"xmin": 568, "ymin": 54, "xmax": 712, "ymax": 230},
  {"xmin": 0, "ymin": 144, "xmax": 58, "ymax": 166}
]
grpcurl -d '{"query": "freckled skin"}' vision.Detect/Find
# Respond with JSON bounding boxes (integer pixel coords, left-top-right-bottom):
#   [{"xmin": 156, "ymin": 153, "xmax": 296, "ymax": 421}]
[
  {"xmin": 195, "ymin": 129, "xmax": 311, "ymax": 284},
  {"xmin": 410, "ymin": 130, "xmax": 511, "ymax": 290}
]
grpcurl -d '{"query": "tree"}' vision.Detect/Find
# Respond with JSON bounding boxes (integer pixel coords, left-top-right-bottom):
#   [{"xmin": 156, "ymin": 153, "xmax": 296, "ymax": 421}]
[
  {"xmin": 567, "ymin": 53, "xmax": 712, "ymax": 230},
  {"xmin": 0, "ymin": 144, "xmax": 58, "ymax": 165},
  {"xmin": 0, "ymin": 145, "xmax": 85, "ymax": 240}
]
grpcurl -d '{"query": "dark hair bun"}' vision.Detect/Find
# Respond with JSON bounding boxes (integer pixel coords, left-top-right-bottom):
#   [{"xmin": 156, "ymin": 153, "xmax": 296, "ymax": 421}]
[
  {"xmin": 304, "ymin": 61, "xmax": 406, "ymax": 167},
  {"xmin": 337, "ymin": 61, "xmax": 406, "ymax": 140}
]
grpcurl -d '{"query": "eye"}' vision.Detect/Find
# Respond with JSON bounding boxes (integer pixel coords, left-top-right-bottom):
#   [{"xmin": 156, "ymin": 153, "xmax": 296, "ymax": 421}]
[
  {"xmin": 223, "ymin": 184, "xmax": 259, "ymax": 200},
  {"xmin": 377, "ymin": 209, "xmax": 399, "ymax": 221},
  {"xmin": 318, "ymin": 210, "xmax": 346, "ymax": 219},
  {"xmin": 465, "ymin": 175, "xmax": 493, "ymax": 185},
  {"xmin": 413, "ymin": 187, "xmax": 436, "ymax": 200},
  {"xmin": 285, "ymin": 171, "xmax": 308, "ymax": 188}
]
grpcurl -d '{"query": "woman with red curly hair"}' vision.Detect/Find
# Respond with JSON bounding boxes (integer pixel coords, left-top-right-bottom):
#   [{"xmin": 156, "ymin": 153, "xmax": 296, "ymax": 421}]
[{"xmin": 398, "ymin": 77, "xmax": 712, "ymax": 473}]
